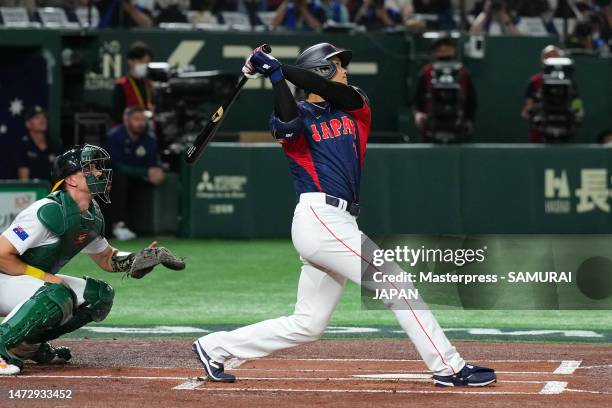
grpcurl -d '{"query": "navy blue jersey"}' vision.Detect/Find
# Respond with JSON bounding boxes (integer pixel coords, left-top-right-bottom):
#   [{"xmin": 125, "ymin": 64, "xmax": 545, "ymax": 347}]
[
  {"xmin": 16, "ymin": 135, "xmax": 63, "ymax": 182},
  {"xmin": 270, "ymin": 89, "xmax": 371, "ymax": 203},
  {"xmin": 105, "ymin": 125, "xmax": 161, "ymax": 170}
]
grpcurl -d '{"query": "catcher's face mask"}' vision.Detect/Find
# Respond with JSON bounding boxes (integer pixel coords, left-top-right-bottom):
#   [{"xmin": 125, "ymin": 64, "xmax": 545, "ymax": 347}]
[{"xmin": 80, "ymin": 145, "xmax": 113, "ymax": 204}]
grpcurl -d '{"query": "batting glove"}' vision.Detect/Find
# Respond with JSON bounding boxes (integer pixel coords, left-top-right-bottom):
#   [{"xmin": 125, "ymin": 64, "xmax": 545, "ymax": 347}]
[
  {"xmin": 250, "ymin": 45, "xmax": 284, "ymax": 83},
  {"xmin": 242, "ymin": 55, "xmax": 262, "ymax": 79}
]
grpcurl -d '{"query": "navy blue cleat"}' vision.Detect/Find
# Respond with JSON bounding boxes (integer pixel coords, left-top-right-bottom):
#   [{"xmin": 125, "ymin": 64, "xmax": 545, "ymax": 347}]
[
  {"xmin": 432, "ymin": 364, "xmax": 497, "ymax": 387},
  {"xmin": 192, "ymin": 340, "xmax": 236, "ymax": 383}
]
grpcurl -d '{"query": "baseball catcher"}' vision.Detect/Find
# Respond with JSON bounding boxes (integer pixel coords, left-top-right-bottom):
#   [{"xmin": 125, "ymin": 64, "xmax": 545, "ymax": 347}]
[{"xmin": 0, "ymin": 144, "xmax": 185, "ymax": 375}]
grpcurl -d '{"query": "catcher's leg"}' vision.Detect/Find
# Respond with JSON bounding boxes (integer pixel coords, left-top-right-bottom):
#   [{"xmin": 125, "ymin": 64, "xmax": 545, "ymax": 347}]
[
  {"xmin": 7, "ymin": 274, "xmax": 85, "ymax": 364},
  {"xmin": 26, "ymin": 276, "xmax": 114, "ymax": 344},
  {"xmin": 0, "ymin": 283, "xmax": 76, "ymax": 373}
]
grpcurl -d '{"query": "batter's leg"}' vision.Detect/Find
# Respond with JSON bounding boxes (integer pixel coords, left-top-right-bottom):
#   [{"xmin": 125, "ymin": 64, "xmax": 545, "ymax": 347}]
[
  {"xmin": 197, "ymin": 261, "xmax": 345, "ymax": 363},
  {"xmin": 303, "ymin": 204, "xmax": 465, "ymax": 376}
]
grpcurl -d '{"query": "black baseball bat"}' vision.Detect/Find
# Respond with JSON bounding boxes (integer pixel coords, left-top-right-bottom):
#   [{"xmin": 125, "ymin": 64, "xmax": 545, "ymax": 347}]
[{"xmin": 185, "ymin": 44, "xmax": 272, "ymax": 164}]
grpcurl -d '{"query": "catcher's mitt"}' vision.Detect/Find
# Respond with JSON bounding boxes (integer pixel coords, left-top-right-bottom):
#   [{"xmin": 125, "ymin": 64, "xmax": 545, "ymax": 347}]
[{"xmin": 122, "ymin": 247, "xmax": 186, "ymax": 279}]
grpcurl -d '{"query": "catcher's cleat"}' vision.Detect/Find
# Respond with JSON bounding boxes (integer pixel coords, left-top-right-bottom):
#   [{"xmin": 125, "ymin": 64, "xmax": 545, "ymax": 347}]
[
  {"xmin": 0, "ymin": 343, "xmax": 21, "ymax": 375},
  {"xmin": 192, "ymin": 340, "xmax": 236, "ymax": 383},
  {"xmin": 432, "ymin": 364, "xmax": 497, "ymax": 387},
  {"xmin": 11, "ymin": 342, "xmax": 72, "ymax": 364},
  {"xmin": 0, "ymin": 355, "xmax": 20, "ymax": 375}
]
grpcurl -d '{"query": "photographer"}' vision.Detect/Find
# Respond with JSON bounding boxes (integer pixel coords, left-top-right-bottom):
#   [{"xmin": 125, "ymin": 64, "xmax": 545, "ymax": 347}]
[
  {"xmin": 414, "ymin": 36, "xmax": 477, "ymax": 143},
  {"xmin": 521, "ymin": 45, "xmax": 584, "ymax": 143},
  {"xmin": 470, "ymin": 0, "xmax": 520, "ymax": 35},
  {"xmin": 111, "ymin": 41, "xmax": 154, "ymax": 125}
]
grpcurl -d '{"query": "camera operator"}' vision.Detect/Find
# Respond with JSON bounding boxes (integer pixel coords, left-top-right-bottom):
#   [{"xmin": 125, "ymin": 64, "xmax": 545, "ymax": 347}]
[
  {"xmin": 414, "ymin": 36, "xmax": 477, "ymax": 143},
  {"xmin": 111, "ymin": 41, "xmax": 154, "ymax": 125},
  {"xmin": 470, "ymin": 0, "xmax": 520, "ymax": 35},
  {"xmin": 521, "ymin": 45, "xmax": 584, "ymax": 143}
]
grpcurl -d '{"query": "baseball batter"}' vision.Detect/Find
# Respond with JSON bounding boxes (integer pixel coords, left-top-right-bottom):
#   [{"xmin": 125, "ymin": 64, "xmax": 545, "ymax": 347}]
[
  {"xmin": 193, "ymin": 43, "xmax": 496, "ymax": 387},
  {"xmin": 0, "ymin": 144, "xmax": 184, "ymax": 375}
]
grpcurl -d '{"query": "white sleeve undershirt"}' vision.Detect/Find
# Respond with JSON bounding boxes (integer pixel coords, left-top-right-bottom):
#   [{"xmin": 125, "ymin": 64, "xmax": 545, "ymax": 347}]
[
  {"xmin": 1, "ymin": 198, "xmax": 110, "ymax": 256},
  {"xmin": 1, "ymin": 199, "xmax": 58, "ymax": 255}
]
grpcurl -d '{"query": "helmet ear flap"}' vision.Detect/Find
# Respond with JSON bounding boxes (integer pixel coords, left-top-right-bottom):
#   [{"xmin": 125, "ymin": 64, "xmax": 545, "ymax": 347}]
[{"xmin": 295, "ymin": 43, "xmax": 351, "ymax": 80}]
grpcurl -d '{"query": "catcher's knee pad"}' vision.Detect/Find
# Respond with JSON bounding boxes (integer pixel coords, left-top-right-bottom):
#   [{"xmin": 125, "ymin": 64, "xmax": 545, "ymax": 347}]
[
  {"xmin": 82, "ymin": 276, "xmax": 114, "ymax": 322},
  {"xmin": 0, "ymin": 283, "xmax": 76, "ymax": 349}
]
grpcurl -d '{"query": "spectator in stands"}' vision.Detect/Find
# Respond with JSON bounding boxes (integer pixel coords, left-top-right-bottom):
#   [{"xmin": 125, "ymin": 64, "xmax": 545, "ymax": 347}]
[
  {"xmin": 87, "ymin": 0, "xmax": 154, "ymax": 28},
  {"xmin": 189, "ymin": 0, "xmax": 218, "ymax": 23},
  {"xmin": 155, "ymin": 0, "xmax": 190, "ymax": 24},
  {"xmin": 272, "ymin": 0, "xmax": 326, "ymax": 30},
  {"xmin": 566, "ymin": 14, "xmax": 609, "ymax": 51},
  {"xmin": 470, "ymin": 0, "xmax": 521, "ymax": 34},
  {"xmin": 515, "ymin": 0, "xmax": 551, "ymax": 17},
  {"xmin": 213, "ymin": 0, "xmax": 291, "ymax": 26},
  {"xmin": 111, "ymin": 41, "xmax": 153, "ymax": 125},
  {"xmin": 521, "ymin": 45, "xmax": 584, "ymax": 143},
  {"xmin": 16, "ymin": 106, "xmax": 63, "ymax": 183},
  {"xmin": 320, "ymin": 0, "xmax": 351, "ymax": 24},
  {"xmin": 596, "ymin": 0, "xmax": 612, "ymax": 47},
  {"xmin": 403, "ymin": 0, "xmax": 456, "ymax": 30},
  {"xmin": 555, "ymin": 0, "xmax": 597, "ymax": 18},
  {"xmin": 0, "ymin": 1, "xmax": 38, "ymax": 12},
  {"xmin": 353, "ymin": 0, "xmax": 402, "ymax": 29},
  {"xmin": 413, "ymin": 36, "xmax": 477, "ymax": 141},
  {"xmin": 105, "ymin": 106, "xmax": 164, "ymax": 241}
]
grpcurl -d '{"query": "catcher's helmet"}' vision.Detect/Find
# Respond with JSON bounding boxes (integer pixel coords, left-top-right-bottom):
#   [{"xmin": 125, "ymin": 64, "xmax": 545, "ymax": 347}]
[
  {"xmin": 51, "ymin": 144, "xmax": 113, "ymax": 203},
  {"xmin": 295, "ymin": 43, "xmax": 352, "ymax": 80}
]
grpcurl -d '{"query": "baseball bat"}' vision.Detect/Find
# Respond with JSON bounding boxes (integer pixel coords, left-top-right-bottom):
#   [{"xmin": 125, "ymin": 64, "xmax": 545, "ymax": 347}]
[{"xmin": 185, "ymin": 44, "xmax": 272, "ymax": 164}]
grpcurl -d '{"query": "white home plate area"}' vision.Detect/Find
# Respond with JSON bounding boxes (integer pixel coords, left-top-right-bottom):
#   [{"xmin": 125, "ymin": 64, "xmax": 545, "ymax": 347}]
[
  {"xmin": 6, "ymin": 357, "xmax": 609, "ymax": 402},
  {"xmin": 164, "ymin": 358, "xmax": 599, "ymax": 395}
]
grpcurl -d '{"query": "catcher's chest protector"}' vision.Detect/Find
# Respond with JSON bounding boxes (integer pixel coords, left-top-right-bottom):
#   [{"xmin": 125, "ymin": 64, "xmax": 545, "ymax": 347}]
[{"xmin": 20, "ymin": 191, "xmax": 105, "ymax": 274}]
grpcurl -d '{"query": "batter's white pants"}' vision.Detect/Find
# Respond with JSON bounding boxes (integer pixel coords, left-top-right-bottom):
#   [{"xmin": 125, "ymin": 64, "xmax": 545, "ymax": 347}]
[
  {"xmin": 0, "ymin": 274, "xmax": 87, "ymax": 321},
  {"xmin": 199, "ymin": 193, "xmax": 465, "ymax": 375}
]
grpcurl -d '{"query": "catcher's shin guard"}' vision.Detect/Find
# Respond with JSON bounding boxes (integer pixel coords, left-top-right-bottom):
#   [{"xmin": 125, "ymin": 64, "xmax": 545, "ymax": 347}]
[
  {"xmin": 27, "ymin": 277, "xmax": 114, "ymax": 344},
  {"xmin": 0, "ymin": 283, "xmax": 76, "ymax": 350},
  {"xmin": 0, "ymin": 283, "xmax": 76, "ymax": 369}
]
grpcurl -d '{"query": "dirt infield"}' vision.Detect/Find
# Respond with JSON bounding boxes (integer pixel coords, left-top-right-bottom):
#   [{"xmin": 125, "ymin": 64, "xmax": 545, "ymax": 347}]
[{"xmin": 0, "ymin": 340, "xmax": 610, "ymax": 407}]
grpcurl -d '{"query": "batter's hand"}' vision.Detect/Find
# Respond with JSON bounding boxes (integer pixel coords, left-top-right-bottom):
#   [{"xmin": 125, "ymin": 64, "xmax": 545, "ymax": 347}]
[
  {"xmin": 250, "ymin": 45, "xmax": 284, "ymax": 83},
  {"xmin": 242, "ymin": 55, "xmax": 263, "ymax": 79}
]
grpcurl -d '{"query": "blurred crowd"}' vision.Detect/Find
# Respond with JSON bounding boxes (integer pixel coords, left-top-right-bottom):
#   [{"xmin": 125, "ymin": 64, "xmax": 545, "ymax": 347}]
[{"xmin": 0, "ymin": 1, "xmax": 610, "ymax": 52}]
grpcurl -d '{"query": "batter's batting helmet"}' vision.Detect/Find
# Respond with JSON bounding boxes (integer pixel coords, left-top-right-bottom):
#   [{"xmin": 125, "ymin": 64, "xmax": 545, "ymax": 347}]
[{"xmin": 295, "ymin": 43, "xmax": 353, "ymax": 80}]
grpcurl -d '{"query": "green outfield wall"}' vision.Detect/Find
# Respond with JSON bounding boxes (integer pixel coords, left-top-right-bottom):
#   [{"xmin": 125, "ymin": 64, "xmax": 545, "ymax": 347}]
[
  {"xmin": 180, "ymin": 143, "xmax": 612, "ymax": 238},
  {"xmin": 2, "ymin": 29, "xmax": 611, "ymax": 143}
]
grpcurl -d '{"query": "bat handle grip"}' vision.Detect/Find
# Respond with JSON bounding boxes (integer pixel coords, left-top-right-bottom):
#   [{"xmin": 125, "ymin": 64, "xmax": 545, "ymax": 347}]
[{"xmin": 261, "ymin": 44, "xmax": 272, "ymax": 54}]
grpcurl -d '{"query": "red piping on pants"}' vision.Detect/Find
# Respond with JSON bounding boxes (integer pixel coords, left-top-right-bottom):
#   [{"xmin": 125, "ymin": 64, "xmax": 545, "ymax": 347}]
[{"xmin": 309, "ymin": 206, "xmax": 456, "ymax": 375}]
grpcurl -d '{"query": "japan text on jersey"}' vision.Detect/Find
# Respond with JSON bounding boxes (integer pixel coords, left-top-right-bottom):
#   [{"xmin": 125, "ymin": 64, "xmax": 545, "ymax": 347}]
[{"xmin": 271, "ymin": 92, "xmax": 371, "ymax": 204}]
